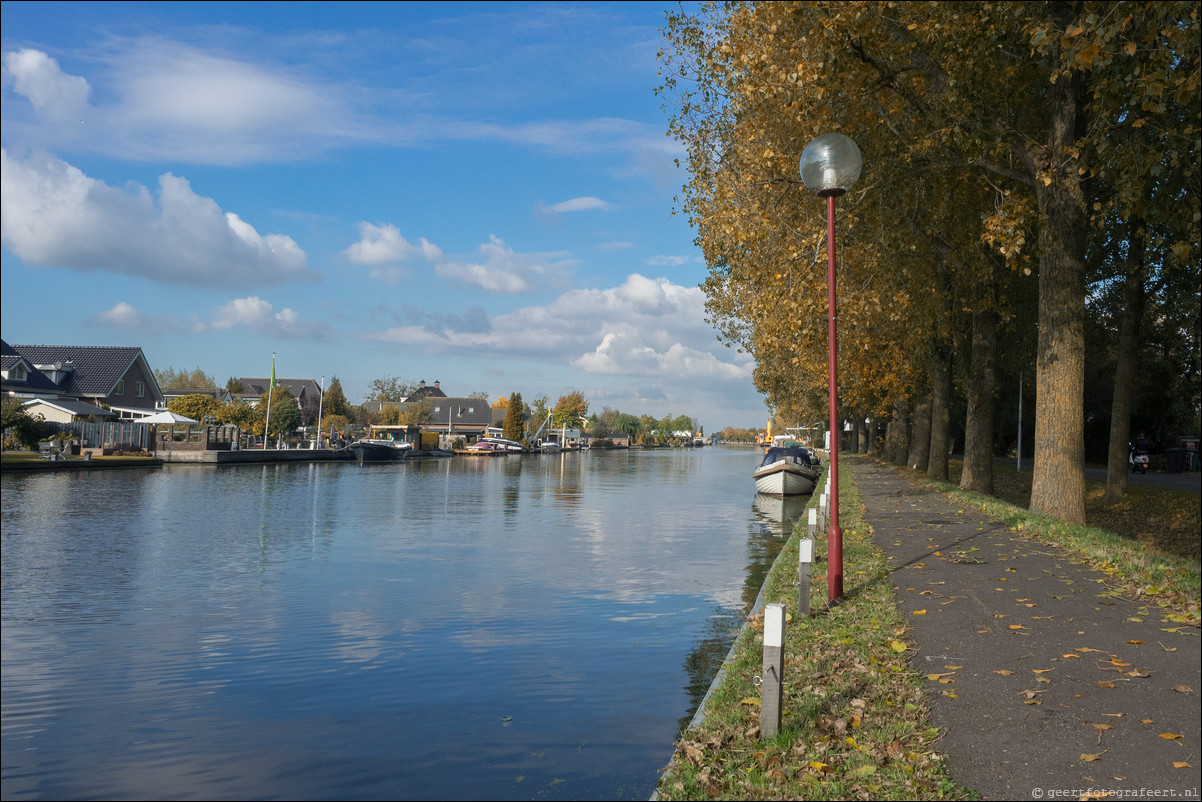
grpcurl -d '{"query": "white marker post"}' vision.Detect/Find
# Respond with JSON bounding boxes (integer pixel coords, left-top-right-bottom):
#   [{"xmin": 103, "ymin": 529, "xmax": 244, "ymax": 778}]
[
  {"xmin": 760, "ymin": 603, "xmax": 786, "ymax": 739},
  {"xmin": 798, "ymin": 537, "xmax": 814, "ymax": 617}
]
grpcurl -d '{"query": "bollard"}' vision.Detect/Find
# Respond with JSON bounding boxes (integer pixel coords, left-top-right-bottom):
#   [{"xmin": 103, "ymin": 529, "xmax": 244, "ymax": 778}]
[
  {"xmin": 760, "ymin": 602, "xmax": 786, "ymax": 739},
  {"xmin": 808, "ymin": 507, "xmax": 817, "ymax": 539},
  {"xmin": 798, "ymin": 537, "xmax": 814, "ymax": 617},
  {"xmin": 818, "ymin": 493, "xmax": 828, "ymax": 532}
]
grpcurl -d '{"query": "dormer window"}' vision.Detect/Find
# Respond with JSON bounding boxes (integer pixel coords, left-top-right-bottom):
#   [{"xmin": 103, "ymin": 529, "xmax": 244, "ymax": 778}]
[{"xmin": 11, "ymin": 364, "xmax": 26, "ymax": 382}]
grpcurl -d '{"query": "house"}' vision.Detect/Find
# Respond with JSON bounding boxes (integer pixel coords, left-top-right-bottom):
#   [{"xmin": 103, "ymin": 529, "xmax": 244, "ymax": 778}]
[
  {"xmin": 1, "ymin": 339, "xmax": 62, "ymax": 400},
  {"xmin": 425, "ymin": 397, "xmax": 493, "ymax": 440},
  {"xmin": 406, "ymin": 379, "xmax": 448, "ymax": 401},
  {"xmin": 20, "ymin": 398, "xmax": 116, "ymax": 423},
  {"xmin": 234, "ymin": 377, "xmax": 321, "ymax": 410},
  {"xmin": 7, "ymin": 341, "xmax": 164, "ymax": 417}
]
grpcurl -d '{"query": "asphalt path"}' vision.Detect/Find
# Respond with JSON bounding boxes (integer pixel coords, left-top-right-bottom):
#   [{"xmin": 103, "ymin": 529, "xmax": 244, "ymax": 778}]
[{"xmin": 855, "ymin": 458, "xmax": 1201, "ymax": 801}]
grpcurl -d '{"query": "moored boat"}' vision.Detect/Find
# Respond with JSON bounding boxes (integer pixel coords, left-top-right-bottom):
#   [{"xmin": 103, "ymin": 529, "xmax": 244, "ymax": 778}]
[
  {"xmin": 351, "ymin": 438, "xmax": 414, "ymax": 461},
  {"xmin": 753, "ymin": 446, "xmax": 819, "ymax": 496}
]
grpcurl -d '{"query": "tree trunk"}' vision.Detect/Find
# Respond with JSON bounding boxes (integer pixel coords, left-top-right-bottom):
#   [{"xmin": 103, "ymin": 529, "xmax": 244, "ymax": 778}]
[
  {"xmin": 1105, "ymin": 232, "xmax": 1146, "ymax": 500},
  {"xmin": 868, "ymin": 417, "xmax": 881, "ymax": 457},
  {"xmin": 1027, "ymin": 69, "xmax": 1088, "ymax": 524},
  {"xmin": 961, "ymin": 305, "xmax": 998, "ymax": 494},
  {"xmin": 908, "ymin": 388, "xmax": 932, "ymax": 472},
  {"xmin": 885, "ymin": 398, "xmax": 909, "ymax": 464},
  {"xmin": 927, "ymin": 343, "xmax": 952, "ymax": 481},
  {"xmin": 854, "ymin": 416, "xmax": 867, "ymax": 453}
]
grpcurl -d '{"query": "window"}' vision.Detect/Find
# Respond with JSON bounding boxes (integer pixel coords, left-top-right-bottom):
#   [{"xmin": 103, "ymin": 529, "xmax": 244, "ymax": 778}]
[
  {"xmin": 114, "ymin": 380, "xmax": 125, "ymax": 395},
  {"xmin": 136, "ymin": 381, "xmax": 145, "ymax": 398},
  {"xmin": 12, "ymin": 364, "xmax": 26, "ymax": 381}
]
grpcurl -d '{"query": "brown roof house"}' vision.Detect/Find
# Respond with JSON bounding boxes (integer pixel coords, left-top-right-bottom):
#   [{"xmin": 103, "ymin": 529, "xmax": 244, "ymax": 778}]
[{"xmin": 8, "ymin": 342, "xmax": 163, "ymax": 417}]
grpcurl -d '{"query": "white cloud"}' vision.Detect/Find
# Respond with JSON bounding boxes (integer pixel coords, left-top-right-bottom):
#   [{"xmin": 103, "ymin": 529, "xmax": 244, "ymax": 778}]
[
  {"xmin": 211, "ymin": 297, "xmax": 328, "ymax": 339},
  {"xmin": 436, "ymin": 235, "xmax": 575, "ymax": 294},
  {"xmin": 3, "ymin": 49, "xmax": 90, "ymax": 123},
  {"xmin": 363, "ymin": 273, "xmax": 753, "ymax": 385},
  {"xmin": 645, "ymin": 254, "xmax": 689, "ymax": 267},
  {"xmin": 344, "ymin": 222, "xmax": 442, "ymax": 265},
  {"xmin": 0, "ymin": 148, "xmax": 316, "ymax": 288}
]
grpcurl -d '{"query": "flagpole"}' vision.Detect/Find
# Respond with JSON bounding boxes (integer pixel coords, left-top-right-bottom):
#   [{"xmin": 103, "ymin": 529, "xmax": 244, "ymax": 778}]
[
  {"xmin": 317, "ymin": 375, "xmax": 325, "ymax": 449},
  {"xmin": 263, "ymin": 352, "xmax": 275, "ymax": 449}
]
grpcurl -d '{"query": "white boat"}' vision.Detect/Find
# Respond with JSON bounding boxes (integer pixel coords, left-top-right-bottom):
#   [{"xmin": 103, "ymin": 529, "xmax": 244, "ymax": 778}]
[
  {"xmin": 538, "ymin": 439, "xmax": 561, "ymax": 453},
  {"xmin": 753, "ymin": 446, "xmax": 819, "ymax": 496},
  {"xmin": 478, "ymin": 436, "xmax": 526, "ymax": 453}
]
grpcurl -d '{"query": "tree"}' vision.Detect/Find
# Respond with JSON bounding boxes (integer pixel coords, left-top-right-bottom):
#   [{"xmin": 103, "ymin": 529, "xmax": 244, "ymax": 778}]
[
  {"xmin": 226, "ymin": 376, "xmax": 242, "ymax": 395},
  {"xmin": 2, "ymin": 398, "xmax": 48, "ymax": 450},
  {"xmin": 367, "ymin": 376, "xmax": 416, "ymax": 403},
  {"xmin": 659, "ymin": 1, "xmax": 1199, "ymax": 524},
  {"xmin": 168, "ymin": 394, "xmax": 222, "ymax": 423},
  {"xmin": 217, "ymin": 399, "xmax": 259, "ymax": 429},
  {"xmin": 552, "ymin": 391, "xmax": 589, "ymax": 428},
  {"xmin": 155, "ymin": 366, "xmax": 217, "ymax": 390},
  {"xmin": 323, "ymin": 376, "xmax": 353, "ymax": 419},
  {"xmin": 319, "ymin": 413, "xmax": 350, "ymax": 434},
  {"xmin": 503, "ymin": 392, "xmax": 525, "ymax": 442}
]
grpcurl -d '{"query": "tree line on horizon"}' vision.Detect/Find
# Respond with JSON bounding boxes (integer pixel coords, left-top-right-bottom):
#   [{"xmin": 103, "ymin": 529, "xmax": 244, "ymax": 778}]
[{"xmin": 659, "ymin": 1, "xmax": 1199, "ymax": 522}]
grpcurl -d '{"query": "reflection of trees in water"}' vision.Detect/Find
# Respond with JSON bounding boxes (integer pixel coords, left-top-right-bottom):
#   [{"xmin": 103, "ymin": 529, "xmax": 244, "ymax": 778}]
[
  {"xmin": 677, "ymin": 507, "xmax": 801, "ymax": 731},
  {"xmin": 679, "ymin": 607, "xmax": 743, "ymax": 731}
]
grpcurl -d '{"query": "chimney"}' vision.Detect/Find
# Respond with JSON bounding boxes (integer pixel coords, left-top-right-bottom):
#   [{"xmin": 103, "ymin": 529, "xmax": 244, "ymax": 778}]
[
  {"xmin": 433, "ymin": 380, "xmax": 440, "ymax": 389},
  {"xmin": 419, "ymin": 380, "xmax": 426, "ymax": 389}
]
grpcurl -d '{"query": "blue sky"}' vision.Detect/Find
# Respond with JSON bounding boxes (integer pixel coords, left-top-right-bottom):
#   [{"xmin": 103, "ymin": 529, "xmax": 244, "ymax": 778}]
[{"xmin": 1, "ymin": 1, "xmax": 765, "ymax": 430}]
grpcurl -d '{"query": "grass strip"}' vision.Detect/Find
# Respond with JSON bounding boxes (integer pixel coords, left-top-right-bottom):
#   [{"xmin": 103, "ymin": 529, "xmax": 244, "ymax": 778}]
[{"xmin": 654, "ymin": 462, "xmax": 974, "ymax": 801}]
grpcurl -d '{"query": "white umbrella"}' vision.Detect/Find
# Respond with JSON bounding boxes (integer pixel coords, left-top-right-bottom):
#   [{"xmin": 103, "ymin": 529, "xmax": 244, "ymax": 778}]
[{"xmin": 141, "ymin": 410, "xmax": 199, "ymax": 424}]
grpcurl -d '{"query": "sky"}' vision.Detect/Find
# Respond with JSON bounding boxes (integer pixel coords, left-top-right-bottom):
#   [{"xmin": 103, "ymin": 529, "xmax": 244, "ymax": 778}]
[{"xmin": 1, "ymin": 1, "xmax": 767, "ymax": 431}]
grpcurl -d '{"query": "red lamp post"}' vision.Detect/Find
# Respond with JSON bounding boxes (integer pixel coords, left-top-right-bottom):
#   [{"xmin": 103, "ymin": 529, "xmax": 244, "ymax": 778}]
[{"xmin": 799, "ymin": 133, "xmax": 861, "ymax": 602}]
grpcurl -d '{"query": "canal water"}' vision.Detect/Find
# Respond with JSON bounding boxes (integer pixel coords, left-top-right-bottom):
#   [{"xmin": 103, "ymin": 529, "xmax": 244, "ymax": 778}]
[{"xmin": 1, "ymin": 447, "xmax": 804, "ymax": 801}]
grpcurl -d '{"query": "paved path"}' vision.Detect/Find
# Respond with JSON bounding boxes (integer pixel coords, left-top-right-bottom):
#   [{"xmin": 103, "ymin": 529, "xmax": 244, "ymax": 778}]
[{"xmin": 853, "ymin": 459, "xmax": 1201, "ymax": 801}]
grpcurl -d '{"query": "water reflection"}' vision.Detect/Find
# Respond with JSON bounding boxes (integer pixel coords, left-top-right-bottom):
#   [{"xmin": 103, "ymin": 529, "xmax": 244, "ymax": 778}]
[{"xmin": 3, "ymin": 447, "xmax": 783, "ymax": 801}]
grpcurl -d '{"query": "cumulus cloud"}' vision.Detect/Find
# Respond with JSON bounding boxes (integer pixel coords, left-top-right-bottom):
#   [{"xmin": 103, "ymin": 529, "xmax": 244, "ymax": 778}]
[
  {"xmin": 363, "ymin": 273, "xmax": 753, "ymax": 384},
  {"xmin": 211, "ymin": 296, "xmax": 328, "ymax": 339},
  {"xmin": 436, "ymin": 235, "xmax": 575, "ymax": 294},
  {"xmin": 345, "ymin": 222, "xmax": 442, "ymax": 265},
  {"xmin": 0, "ymin": 148, "xmax": 316, "ymax": 288},
  {"xmin": 3, "ymin": 49, "xmax": 90, "ymax": 123}
]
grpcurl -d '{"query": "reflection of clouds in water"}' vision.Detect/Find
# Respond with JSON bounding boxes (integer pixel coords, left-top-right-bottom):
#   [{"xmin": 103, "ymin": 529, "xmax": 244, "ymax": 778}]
[{"xmin": 330, "ymin": 609, "xmax": 390, "ymax": 666}]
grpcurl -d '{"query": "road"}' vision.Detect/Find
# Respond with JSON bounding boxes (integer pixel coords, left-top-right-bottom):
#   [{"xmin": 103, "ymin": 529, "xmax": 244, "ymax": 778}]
[{"xmin": 997, "ymin": 457, "xmax": 1201, "ymax": 493}]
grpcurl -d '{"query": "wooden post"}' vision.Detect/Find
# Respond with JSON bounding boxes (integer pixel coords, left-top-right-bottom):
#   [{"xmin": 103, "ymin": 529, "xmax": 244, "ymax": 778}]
[
  {"xmin": 818, "ymin": 492, "xmax": 828, "ymax": 532},
  {"xmin": 798, "ymin": 537, "xmax": 814, "ymax": 617},
  {"xmin": 808, "ymin": 507, "xmax": 817, "ymax": 539},
  {"xmin": 760, "ymin": 602, "xmax": 786, "ymax": 739}
]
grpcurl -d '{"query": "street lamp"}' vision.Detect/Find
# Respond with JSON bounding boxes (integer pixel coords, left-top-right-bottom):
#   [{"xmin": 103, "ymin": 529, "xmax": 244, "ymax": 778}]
[{"xmin": 800, "ymin": 132, "xmax": 861, "ymax": 602}]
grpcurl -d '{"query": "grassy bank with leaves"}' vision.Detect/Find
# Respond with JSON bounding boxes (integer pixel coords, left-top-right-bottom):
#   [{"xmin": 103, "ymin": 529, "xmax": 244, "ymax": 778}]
[
  {"xmin": 653, "ymin": 457, "xmax": 1199, "ymax": 801},
  {"xmin": 654, "ymin": 465, "xmax": 973, "ymax": 801}
]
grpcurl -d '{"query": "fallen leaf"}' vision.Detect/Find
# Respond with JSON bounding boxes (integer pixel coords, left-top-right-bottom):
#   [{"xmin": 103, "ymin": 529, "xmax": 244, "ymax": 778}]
[
  {"xmin": 1174, "ymin": 761, "xmax": 1192, "ymax": 769},
  {"xmin": 1091, "ymin": 723, "xmax": 1111, "ymax": 733},
  {"xmin": 1101, "ymin": 713, "xmax": 1124, "ymax": 717},
  {"xmin": 1080, "ymin": 751, "xmax": 1105, "ymax": 761},
  {"xmin": 994, "ymin": 669, "xmax": 1015, "ymax": 676},
  {"xmin": 926, "ymin": 672, "xmax": 955, "ymax": 681},
  {"xmin": 890, "ymin": 639, "xmax": 908, "ymax": 653},
  {"xmin": 945, "ymin": 665, "xmax": 963, "ymax": 670},
  {"xmin": 1032, "ymin": 668, "xmax": 1054, "ymax": 674},
  {"xmin": 1024, "ymin": 699, "xmax": 1042, "ymax": 705},
  {"xmin": 741, "ymin": 697, "xmax": 761, "ymax": 707},
  {"xmin": 913, "ymin": 610, "xmax": 927, "ymax": 615},
  {"xmin": 1160, "ymin": 733, "xmax": 1183, "ymax": 741},
  {"xmin": 1173, "ymin": 685, "xmax": 1194, "ymax": 694},
  {"xmin": 1096, "ymin": 681, "xmax": 1116, "ymax": 688},
  {"xmin": 1062, "ymin": 653, "xmax": 1080, "ymax": 659},
  {"xmin": 1076, "ymin": 647, "xmax": 1103, "ymax": 653},
  {"xmin": 1009, "ymin": 625, "xmax": 1028, "ymax": 630},
  {"xmin": 1126, "ymin": 640, "xmax": 1145, "ymax": 644},
  {"xmin": 1142, "ymin": 719, "xmax": 1154, "ymax": 724}
]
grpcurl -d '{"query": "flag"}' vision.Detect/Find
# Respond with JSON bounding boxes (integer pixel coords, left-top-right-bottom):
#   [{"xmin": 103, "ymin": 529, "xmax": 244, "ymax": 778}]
[{"xmin": 270, "ymin": 352, "xmax": 276, "ymax": 388}]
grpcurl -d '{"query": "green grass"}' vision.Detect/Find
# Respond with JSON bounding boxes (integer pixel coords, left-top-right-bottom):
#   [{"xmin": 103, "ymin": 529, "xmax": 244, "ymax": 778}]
[
  {"xmin": 654, "ymin": 455, "xmax": 1199, "ymax": 800},
  {"xmin": 654, "ymin": 464, "xmax": 975, "ymax": 801}
]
